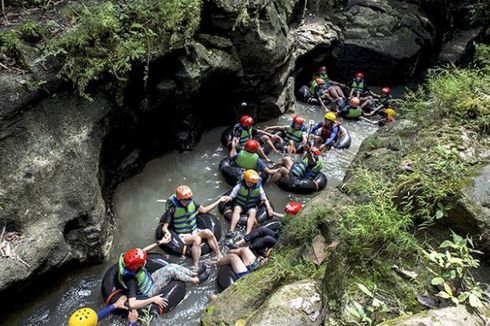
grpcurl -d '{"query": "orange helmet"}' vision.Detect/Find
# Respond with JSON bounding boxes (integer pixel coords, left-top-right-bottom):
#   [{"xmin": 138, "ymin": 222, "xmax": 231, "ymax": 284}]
[
  {"xmin": 239, "ymin": 115, "xmax": 254, "ymax": 127},
  {"xmin": 350, "ymin": 97, "xmax": 360, "ymax": 107},
  {"xmin": 123, "ymin": 248, "xmax": 147, "ymax": 272},
  {"xmin": 176, "ymin": 185, "xmax": 193, "ymax": 200},
  {"xmin": 243, "ymin": 170, "xmax": 260, "ymax": 184}
]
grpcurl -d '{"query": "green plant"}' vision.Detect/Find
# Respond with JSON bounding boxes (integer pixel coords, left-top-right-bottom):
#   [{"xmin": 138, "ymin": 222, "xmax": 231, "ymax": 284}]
[
  {"xmin": 138, "ymin": 306, "xmax": 154, "ymax": 326},
  {"xmin": 425, "ymin": 232, "xmax": 486, "ymax": 311}
]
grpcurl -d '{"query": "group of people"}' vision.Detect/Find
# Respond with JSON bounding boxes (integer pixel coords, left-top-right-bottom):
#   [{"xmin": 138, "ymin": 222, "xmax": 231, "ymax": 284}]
[
  {"xmin": 306, "ymin": 67, "xmax": 397, "ymax": 126},
  {"xmin": 68, "ymin": 65, "xmax": 398, "ymax": 326}
]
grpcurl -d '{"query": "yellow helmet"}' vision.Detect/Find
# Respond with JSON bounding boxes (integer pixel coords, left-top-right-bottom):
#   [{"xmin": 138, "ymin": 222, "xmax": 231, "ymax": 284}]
[
  {"xmin": 243, "ymin": 169, "xmax": 260, "ymax": 184},
  {"xmin": 68, "ymin": 308, "xmax": 98, "ymax": 326},
  {"xmin": 385, "ymin": 108, "xmax": 396, "ymax": 118},
  {"xmin": 324, "ymin": 112, "xmax": 336, "ymax": 122}
]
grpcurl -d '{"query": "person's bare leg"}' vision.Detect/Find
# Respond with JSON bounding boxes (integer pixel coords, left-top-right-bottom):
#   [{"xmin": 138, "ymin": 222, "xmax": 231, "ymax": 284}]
[
  {"xmin": 336, "ymin": 86, "xmax": 346, "ymax": 98},
  {"xmin": 236, "ymin": 247, "xmax": 256, "ymax": 266},
  {"xmin": 184, "ymin": 235, "xmax": 202, "ymax": 269},
  {"xmin": 246, "ymin": 209, "xmax": 257, "ymax": 235},
  {"xmin": 258, "ymin": 146, "xmax": 271, "ymax": 161},
  {"xmin": 229, "ymin": 206, "xmax": 242, "ymax": 232},
  {"xmin": 230, "ymin": 138, "xmax": 239, "ymax": 156},
  {"xmin": 261, "ymin": 135, "xmax": 279, "ymax": 153},
  {"xmin": 199, "ymin": 230, "xmax": 222, "ymax": 257}
]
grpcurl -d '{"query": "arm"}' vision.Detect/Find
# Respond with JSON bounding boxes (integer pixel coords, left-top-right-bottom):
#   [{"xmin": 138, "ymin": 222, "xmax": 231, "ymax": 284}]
[
  {"xmin": 323, "ymin": 126, "xmax": 339, "ymax": 146},
  {"xmin": 160, "ymin": 207, "xmax": 174, "ymax": 235},
  {"xmin": 257, "ymin": 128, "xmax": 279, "ymax": 138},
  {"xmin": 142, "ymin": 235, "xmax": 171, "ymax": 252},
  {"xmin": 310, "ymin": 122, "xmax": 323, "ymax": 134},
  {"xmin": 259, "ymin": 187, "xmax": 273, "ymax": 215},
  {"xmin": 264, "ymin": 125, "xmax": 285, "ymax": 132},
  {"xmin": 199, "ymin": 198, "xmax": 226, "ymax": 214},
  {"xmin": 128, "ymin": 297, "xmax": 159, "ymax": 310}
]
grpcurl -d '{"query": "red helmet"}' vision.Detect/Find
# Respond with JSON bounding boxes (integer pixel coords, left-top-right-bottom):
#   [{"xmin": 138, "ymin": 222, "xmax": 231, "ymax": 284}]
[
  {"xmin": 292, "ymin": 115, "xmax": 305, "ymax": 125},
  {"xmin": 309, "ymin": 147, "xmax": 321, "ymax": 156},
  {"xmin": 381, "ymin": 87, "xmax": 391, "ymax": 95},
  {"xmin": 239, "ymin": 115, "xmax": 254, "ymax": 127},
  {"xmin": 284, "ymin": 201, "xmax": 302, "ymax": 215},
  {"xmin": 123, "ymin": 248, "xmax": 147, "ymax": 272},
  {"xmin": 355, "ymin": 72, "xmax": 364, "ymax": 79},
  {"xmin": 244, "ymin": 139, "xmax": 260, "ymax": 153},
  {"xmin": 319, "ymin": 66, "xmax": 327, "ymax": 73}
]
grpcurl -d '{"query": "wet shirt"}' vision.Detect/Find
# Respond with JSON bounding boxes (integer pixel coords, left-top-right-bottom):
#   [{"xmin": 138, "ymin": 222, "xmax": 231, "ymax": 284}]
[{"xmin": 120, "ymin": 274, "xmax": 146, "ymax": 299}]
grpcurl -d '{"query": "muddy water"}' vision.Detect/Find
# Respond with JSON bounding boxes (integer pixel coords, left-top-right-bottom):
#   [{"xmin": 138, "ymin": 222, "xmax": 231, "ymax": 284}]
[{"xmin": 5, "ymin": 102, "xmax": 378, "ymax": 325}]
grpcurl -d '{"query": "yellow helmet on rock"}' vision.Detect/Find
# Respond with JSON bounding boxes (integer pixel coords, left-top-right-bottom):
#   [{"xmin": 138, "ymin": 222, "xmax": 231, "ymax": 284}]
[
  {"xmin": 243, "ymin": 170, "xmax": 260, "ymax": 184},
  {"xmin": 385, "ymin": 108, "xmax": 396, "ymax": 118},
  {"xmin": 324, "ymin": 112, "xmax": 336, "ymax": 122},
  {"xmin": 68, "ymin": 308, "xmax": 97, "ymax": 326}
]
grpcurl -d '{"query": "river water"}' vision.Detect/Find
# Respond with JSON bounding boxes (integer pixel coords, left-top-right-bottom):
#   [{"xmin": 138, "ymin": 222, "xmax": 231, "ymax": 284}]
[{"xmin": 4, "ymin": 102, "xmax": 379, "ymax": 325}]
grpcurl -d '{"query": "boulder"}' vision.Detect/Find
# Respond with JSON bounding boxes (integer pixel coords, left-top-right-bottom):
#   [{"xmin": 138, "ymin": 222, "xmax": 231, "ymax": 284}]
[
  {"xmin": 378, "ymin": 305, "xmax": 489, "ymax": 325},
  {"xmin": 0, "ymin": 93, "xmax": 113, "ymax": 293},
  {"xmin": 438, "ymin": 28, "xmax": 483, "ymax": 64},
  {"xmin": 246, "ymin": 279, "xmax": 323, "ymax": 325},
  {"xmin": 331, "ymin": 0, "xmax": 435, "ymax": 83}
]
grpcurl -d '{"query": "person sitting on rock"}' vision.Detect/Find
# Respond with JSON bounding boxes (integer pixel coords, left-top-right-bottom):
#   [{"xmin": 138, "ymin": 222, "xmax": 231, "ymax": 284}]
[
  {"xmin": 216, "ymin": 247, "xmax": 266, "ymax": 280},
  {"xmin": 311, "ymin": 112, "xmax": 343, "ymax": 151},
  {"xmin": 230, "ymin": 139, "xmax": 280, "ymax": 177},
  {"xmin": 222, "ymin": 170, "xmax": 274, "ymax": 237},
  {"xmin": 161, "ymin": 185, "xmax": 224, "ymax": 269},
  {"xmin": 264, "ymin": 115, "xmax": 308, "ymax": 154},
  {"xmin": 338, "ymin": 97, "xmax": 364, "ymax": 119},
  {"xmin": 280, "ymin": 146, "xmax": 324, "ymax": 182},
  {"xmin": 229, "ymin": 115, "xmax": 281, "ymax": 159},
  {"xmin": 117, "ymin": 241, "xmax": 210, "ymax": 313}
]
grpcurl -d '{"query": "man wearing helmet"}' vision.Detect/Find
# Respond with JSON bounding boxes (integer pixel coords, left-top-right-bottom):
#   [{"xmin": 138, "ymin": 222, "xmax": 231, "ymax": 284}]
[
  {"xmin": 311, "ymin": 112, "xmax": 343, "ymax": 151},
  {"xmin": 338, "ymin": 97, "xmax": 364, "ymax": 119},
  {"xmin": 222, "ymin": 170, "xmax": 273, "ymax": 236},
  {"xmin": 229, "ymin": 115, "xmax": 281, "ymax": 160},
  {"xmin": 230, "ymin": 139, "xmax": 281, "ymax": 177},
  {"xmin": 311, "ymin": 66, "xmax": 346, "ymax": 104},
  {"xmin": 117, "ymin": 240, "xmax": 209, "ymax": 314},
  {"xmin": 264, "ymin": 115, "xmax": 308, "ymax": 154},
  {"xmin": 160, "ymin": 185, "xmax": 225, "ymax": 269}
]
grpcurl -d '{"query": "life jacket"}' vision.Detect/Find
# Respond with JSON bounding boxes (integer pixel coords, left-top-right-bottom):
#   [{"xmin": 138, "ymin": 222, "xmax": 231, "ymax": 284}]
[
  {"xmin": 344, "ymin": 105, "xmax": 363, "ymax": 118},
  {"xmin": 309, "ymin": 79, "xmax": 318, "ymax": 94},
  {"xmin": 235, "ymin": 179, "xmax": 262, "ymax": 209},
  {"xmin": 232, "ymin": 124, "xmax": 253, "ymax": 147},
  {"xmin": 117, "ymin": 254, "xmax": 154, "ymax": 296},
  {"xmin": 291, "ymin": 156, "xmax": 324, "ymax": 180},
  {"xmin": 235, "ymin": 150, "xmax": 259, "ymax": 170},
  {"xmin": 167, "ymin": 194, "xmax": 198, "ymax": 234},
  {"xmin": 379, "ymin": 94, "xmax": 393, "ymax": 107},
  {"xmin": 284, "ymin": 125, "xmax": 305, "ymax": 144},
  {"xmin": 351, "ymin": 79, "xmax": 365, "ymax": 91},
  {"xmin": 321, "ymin": 121, "xmax": 341, "ymax": 141}
]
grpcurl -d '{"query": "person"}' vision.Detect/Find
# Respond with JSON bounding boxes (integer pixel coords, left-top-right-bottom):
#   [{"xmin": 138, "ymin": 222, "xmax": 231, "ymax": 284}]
[
  {"xmin": 264, "ymin": 115, "xmax": 308, "ymax": 154},
  {"xmin": 160, "ymin": 185, "xmax": 224, "ymax": 269},
  {"xmin": 229, "ymin": 115, "xmax": 281, "ymax": 158},
  {"xmin": 284, "ymin": 146, "xmax": 324, "ymax": 180},
  {"xmin": 231, "ymin": 226, "xmax": 278, "ymax": 257},
  {"xmin": 117, "ymin": 242, "xmax": 210, "ymax": 314},
  {"xmin": 230, "ymin": 139, "xmax": 280, "ymax": 178},
  {"xmin": 363, "ymin": 107, "xmax": 397, "ymax": 126},
  {"xmin": 310, "ymin": 112, "xmax": 343, "ymax": 151},
  {"xmin": 222, "ymin": 170, "xmax": 274, "ymax": 237},
  {"xmin": 338, "ymin": 97, "xmax": 363, "ymax": 119},
  {"xmin": 67, "ymin": 296, "xmax": 137, "ymax": 326},
  {"xmin": 216, "ymin": 247, "xmax": 266, "ymax": 279},
  {"xmin": 312, "ymin": 66, "xmax": 346, "ymax": 103},
  {"xmin": 349, "ymin": 72, "xmax": 366, "ymax": 98}
]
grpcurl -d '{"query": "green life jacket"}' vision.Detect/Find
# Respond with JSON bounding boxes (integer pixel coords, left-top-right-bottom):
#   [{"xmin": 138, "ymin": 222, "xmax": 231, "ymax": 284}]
[
  {"xmin": 345, "ymin": 106, "xmax": 363, "ymax": 118},
  {"xmin": 233, "ymin": 124, "xmax": 253, "ymax": 147},
  {"xmin": 291, "ymin": 156, "xmax": 323, "ymax": 180},
  {"xmin": 167, "ymin": 194, "xmax": 198, "ymax": 234},
  {"xmin": 117, "ymin": 254, "xmax": 153, "ymax": 296},
  {"xmin": 235, "ymin": 180, "xmax": 262, "ymax": 209},
  {"xmin": 235, "ymin": 150, "xmax": 259, "ymax": 170},
  {"xmin": 379, "ymin": 94, "xmax": 393, "ymax": 106},
  {"xmin": 284, "ymin": 125, "xmax": 304, "ymax": 144},
  {"xmin": 309, "ymin": 80, "xmax": 318, "ymax": 93},
  {"xmin": 351, "ymin": 79, "xmax": 365, "ymax": 91}
]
